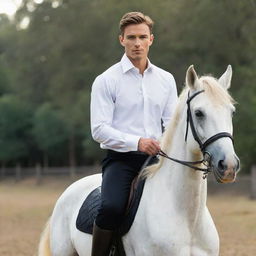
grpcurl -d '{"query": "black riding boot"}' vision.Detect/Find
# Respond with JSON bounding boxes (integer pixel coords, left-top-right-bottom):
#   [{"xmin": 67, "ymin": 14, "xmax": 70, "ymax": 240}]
[{"xmin": 91, "ymin": 222, "xmax": 114, "ymax": 256}]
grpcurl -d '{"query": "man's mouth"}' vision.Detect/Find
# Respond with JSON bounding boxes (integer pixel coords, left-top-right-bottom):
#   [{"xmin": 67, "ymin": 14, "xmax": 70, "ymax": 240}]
[{"xmin": 133, "ymin": 50, "xmax": 142, "ymax": 53}]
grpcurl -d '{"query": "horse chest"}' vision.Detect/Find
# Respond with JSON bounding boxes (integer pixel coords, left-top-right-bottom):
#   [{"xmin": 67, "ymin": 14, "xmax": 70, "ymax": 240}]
[
  {"xmin": 125, "ymin": 202, "xmax": 218, "ymax": 256},
  {"xmin": 125, "ymin": 206, "xmax": 191, "ymax": 254}
]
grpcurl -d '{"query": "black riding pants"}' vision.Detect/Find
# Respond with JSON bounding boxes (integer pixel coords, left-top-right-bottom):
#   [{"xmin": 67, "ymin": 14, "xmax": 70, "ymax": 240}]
[{"xmin": 95, "ymin": 150, "xmax": 154, "ymax": 230}]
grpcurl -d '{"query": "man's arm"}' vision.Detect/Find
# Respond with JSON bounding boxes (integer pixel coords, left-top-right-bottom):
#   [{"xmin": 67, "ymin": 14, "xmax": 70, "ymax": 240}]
[
  {"xmin": 90, "ymin": 75, "xmax": 141, "ymax": 152},
  {"xmin": 162, "ymin": 75, "xmax": 178, "ymax": 129}
]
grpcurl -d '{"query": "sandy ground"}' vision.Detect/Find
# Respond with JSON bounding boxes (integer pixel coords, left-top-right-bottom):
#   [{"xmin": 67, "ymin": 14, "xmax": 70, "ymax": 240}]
[{"xmin": 0, "ymin": 177, "xmax": 255, "ymax": 256}]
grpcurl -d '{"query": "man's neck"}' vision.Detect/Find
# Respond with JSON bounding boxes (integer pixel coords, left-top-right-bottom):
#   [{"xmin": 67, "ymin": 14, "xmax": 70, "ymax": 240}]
[{"xmin": 129, "ymin": 57, "xmax": 148, "ymax": 75}]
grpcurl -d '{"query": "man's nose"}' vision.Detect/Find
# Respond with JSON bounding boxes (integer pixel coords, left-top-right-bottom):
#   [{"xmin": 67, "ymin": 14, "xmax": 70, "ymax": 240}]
[{"xmin": 135, "ymin": 38, "xmax": 141, "ymax": 47}]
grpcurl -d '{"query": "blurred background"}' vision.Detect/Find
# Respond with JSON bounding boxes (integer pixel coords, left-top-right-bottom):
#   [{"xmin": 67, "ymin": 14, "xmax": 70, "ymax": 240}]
[
  {"xmin": 0, "ymin": 0, "xmax": 255, "ymax": 255},
  {"xmin": 0, "ymin": 0, "xmax": 255, "ymax": 171}
]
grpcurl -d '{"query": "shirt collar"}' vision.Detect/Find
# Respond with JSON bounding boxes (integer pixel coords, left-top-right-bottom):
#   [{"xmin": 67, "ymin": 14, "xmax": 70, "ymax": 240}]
[{"xmin": 121, "ymin": 54, "xmax": 153, "ymax": 74}]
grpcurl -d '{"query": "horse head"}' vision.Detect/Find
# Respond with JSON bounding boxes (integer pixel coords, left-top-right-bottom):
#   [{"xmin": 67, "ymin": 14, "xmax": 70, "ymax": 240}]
[{"xmin": 185, "ymin": 65, "xmax": 240, "ymax": 183}]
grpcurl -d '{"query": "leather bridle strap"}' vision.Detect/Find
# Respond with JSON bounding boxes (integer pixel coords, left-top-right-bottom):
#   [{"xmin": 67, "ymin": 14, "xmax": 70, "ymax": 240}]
[
  {"xmin": 185, "ymin": 90, "xmax": 233, "ymax": 151},
  {"xmin": 201, "ymin": 132, "xmax": 233, "ymax": 152},
  {"xmin": 185, "ymin": 90, "xmax": 205, "ymax": 148},
  {"xmin": 158, "ymin": 89, "xmax": 234, "ymax": 177},
  {"xmin": 158, "ymin": 150, "xmax": 209, "ymax": 172}
]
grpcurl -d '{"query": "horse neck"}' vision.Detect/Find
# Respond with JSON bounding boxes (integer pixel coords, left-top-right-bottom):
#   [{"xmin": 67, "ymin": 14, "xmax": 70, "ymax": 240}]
[{"xmin": 147, "ymin": 117, "xmax": 207, "ymax": 220}]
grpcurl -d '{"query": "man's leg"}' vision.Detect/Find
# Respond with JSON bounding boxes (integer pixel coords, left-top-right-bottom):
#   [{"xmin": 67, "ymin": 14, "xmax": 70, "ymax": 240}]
[
  {"xmin": 91, "ymin": 154, "xmax": 147, "ymax": 256},
  {"xmin": 91, "ymin": 223, "xmax": 114, "ymax": 256}
]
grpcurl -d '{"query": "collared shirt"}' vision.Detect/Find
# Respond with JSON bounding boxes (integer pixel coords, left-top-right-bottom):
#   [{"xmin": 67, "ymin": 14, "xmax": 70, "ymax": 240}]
[{"xmin": 90, "ymin": 54, "xmax": 178, "ymax": 152}]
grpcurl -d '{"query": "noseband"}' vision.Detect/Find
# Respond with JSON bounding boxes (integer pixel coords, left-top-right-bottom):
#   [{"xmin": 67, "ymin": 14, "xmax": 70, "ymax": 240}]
[{"xmin": 158, "ymin": 90, "xmax": 233, "ymax": 178}]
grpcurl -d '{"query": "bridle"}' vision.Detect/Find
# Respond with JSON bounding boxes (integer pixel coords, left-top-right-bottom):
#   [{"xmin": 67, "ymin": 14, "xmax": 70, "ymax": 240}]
[{"xmin": 158, "ymin": 90, "xmax": 233, "ymax": 179}]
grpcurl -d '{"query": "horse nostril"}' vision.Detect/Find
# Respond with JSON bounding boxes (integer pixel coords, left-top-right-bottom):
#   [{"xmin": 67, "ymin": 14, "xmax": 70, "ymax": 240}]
[{"xmin": 218, "ymin": 160, "xmax": 227, "ymax": 171}]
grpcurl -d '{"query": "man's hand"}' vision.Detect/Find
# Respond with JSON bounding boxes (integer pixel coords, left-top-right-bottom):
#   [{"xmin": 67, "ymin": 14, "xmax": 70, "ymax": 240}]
[{"xmin": 138, "ymin": 138, "xmax": 161, "ymax": 156}]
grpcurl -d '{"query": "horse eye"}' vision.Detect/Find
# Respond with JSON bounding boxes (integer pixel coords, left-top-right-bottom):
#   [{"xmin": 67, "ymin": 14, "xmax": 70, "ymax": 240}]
[{"xmin": 195, "ymin": 110, "xmax": 204, "ymax": 118}]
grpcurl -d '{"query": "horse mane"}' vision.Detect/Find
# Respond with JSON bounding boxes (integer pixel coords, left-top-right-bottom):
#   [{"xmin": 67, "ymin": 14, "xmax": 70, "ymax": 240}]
[
  {"xmin": 199, "ymin": 76, "xmax": 235, "ymax": 106},
  {"xmin": 141, "ymin": 75, "xmax": 235, "ymax": 178}
]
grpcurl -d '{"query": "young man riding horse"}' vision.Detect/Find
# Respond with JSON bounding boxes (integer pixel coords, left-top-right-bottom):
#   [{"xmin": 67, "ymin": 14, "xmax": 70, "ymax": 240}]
[{"xmin": 90, "ymin": 11, "xmax": 178, "ymax": 256}]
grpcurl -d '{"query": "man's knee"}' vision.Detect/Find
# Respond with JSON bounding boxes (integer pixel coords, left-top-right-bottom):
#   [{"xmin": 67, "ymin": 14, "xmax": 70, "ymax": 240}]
[
  {"xmin": 101, "ymin": 201, "xmax": 126, "ymax": 219},
  {"xmin": 96, "ymin": 201, "xmax": 126, "ymax": 229}
]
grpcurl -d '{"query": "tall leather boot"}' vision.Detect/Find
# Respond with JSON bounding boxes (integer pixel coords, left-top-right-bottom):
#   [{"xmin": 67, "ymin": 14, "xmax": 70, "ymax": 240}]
[{"xmin": 91, "ymin": 222, "xmax": 114, "ymax": 256}]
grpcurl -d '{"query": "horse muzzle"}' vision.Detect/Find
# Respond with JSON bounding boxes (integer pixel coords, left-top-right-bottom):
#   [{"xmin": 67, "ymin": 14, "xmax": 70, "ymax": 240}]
[{"xmin": 211, "ymin": 154, "xmax": 240, "ymax": 183}]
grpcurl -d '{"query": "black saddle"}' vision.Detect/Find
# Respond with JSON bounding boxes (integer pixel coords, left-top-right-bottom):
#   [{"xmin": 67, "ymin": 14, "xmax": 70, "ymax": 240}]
[
  {"xmin": 76, "ymin": 177, "xmax": 146, "ymax": 236},
  {"xmin": 76, "ymin": 156, "xmax": 157, "ymax": 256}
]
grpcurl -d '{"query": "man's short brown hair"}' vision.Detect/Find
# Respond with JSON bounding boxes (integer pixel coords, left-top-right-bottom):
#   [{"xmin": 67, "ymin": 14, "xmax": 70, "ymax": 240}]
[{"xmin": 119, "ymin": 12, "xmax": 154, "ymax": 35}]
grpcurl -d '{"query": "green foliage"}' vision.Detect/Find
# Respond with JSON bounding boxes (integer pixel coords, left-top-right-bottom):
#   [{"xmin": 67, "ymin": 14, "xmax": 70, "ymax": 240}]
[
  {"xmin": 0, "ymin": 95, "xmax": 31, "ymax": 162},
  {"xmin": 0, "ymin": 0, "xmax": 255, "ymax": 171},
  {"xmin": 83, "ymin": 137, "xmax": 105, "ymax": 164},
  {"xmin": 32, "ymin": 102, "xmax": 69, "ymax": 154},
  {"xmin": 0, "ymin": 66, "xmax": 10, "ymax": 95}
]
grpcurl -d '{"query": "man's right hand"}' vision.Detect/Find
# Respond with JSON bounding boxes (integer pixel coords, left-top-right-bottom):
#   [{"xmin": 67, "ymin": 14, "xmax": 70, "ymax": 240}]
[{"xmin": 138, "ymin": 138, "xmax": 161, "ymax": 156}]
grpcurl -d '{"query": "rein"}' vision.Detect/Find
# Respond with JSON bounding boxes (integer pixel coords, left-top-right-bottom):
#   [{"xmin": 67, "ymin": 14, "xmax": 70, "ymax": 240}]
[
  {"xmin": 158, "ymin": 90, "xmax": 233, "ymax": 179},
  {"xmin": 158, "ymin": 150, "xmax": 211, "ymax": 179}
]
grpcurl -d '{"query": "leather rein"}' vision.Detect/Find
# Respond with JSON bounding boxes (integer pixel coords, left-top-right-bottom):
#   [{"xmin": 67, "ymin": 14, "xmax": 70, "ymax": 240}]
[{"xmin": 158, "ymin": 90, "xmax": 233, "ymax": 179}]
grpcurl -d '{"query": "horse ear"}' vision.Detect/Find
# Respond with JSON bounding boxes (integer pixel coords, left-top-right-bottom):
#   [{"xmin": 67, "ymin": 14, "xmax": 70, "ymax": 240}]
[
  {"xmin": 218, "ymin": 65, "xmax": 232, "ymax": 90},
  {"xmin": 186, "ymin": 65, "xmax": 199, "ymax": 90}
]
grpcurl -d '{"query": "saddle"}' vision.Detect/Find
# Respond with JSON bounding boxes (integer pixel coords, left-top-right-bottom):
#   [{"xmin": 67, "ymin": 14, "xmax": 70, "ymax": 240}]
[{"xmin": 76, "ymin": 156, "xmax": 155, "ymax": 256}]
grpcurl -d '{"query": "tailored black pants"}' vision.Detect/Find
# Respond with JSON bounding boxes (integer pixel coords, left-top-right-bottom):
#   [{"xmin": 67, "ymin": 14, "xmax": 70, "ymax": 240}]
[{"xmin": 95, "ymin": 150, "xmax": 155, "ymax": 230}]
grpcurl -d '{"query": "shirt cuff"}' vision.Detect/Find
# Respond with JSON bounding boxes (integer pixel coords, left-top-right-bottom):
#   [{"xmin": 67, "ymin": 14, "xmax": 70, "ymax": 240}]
[{"xmin": 125, "ymin": 134, "xmax": 141, "ymax": 151}]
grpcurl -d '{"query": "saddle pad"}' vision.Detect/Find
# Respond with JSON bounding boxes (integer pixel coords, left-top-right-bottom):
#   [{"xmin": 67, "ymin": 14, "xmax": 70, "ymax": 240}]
[
  {"xmin": 76, "ymin": 186, "xmax": 101, "ymax": 234},
  {"xmin": 76, "ymin": 178, "xmax": 146, "ymax": 236}
]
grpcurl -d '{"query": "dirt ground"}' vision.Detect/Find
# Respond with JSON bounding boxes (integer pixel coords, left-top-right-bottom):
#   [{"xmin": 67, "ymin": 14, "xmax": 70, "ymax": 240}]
[{"xmin": 0, "ymin": 177, "xmax": 255, "ymax": 256}]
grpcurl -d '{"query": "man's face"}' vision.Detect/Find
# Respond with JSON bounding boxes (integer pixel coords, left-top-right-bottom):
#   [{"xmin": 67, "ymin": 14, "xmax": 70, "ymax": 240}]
[{"xmin": 119, "ymin": 23, "xmax": 154, "ymax": 62}]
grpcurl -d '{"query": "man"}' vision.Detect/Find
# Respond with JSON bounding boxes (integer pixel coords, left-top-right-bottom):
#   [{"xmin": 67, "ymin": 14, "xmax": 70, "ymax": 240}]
[{"xmin": 90, "ymin": 12, "xmax": 178, "ymax": 256}]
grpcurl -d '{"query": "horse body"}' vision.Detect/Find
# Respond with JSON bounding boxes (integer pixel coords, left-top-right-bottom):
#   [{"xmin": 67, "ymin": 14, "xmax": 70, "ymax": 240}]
[
  {"xmin": 39, "ymin": 65, "xmax": 239, "ymax": 256},
  {"xmin": 122, "ymin": 127, "xmax": 219, "ymax": 256}
]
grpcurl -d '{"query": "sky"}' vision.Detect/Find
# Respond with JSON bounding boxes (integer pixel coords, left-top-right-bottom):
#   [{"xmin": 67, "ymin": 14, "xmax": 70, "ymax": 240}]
[
  {"xmin": 0, "ymin": 0, "xmax": 45, "ymax": 16},
  {"xmin": 0, "ymin": 0, "xmax": 22, "ymax": 16}
]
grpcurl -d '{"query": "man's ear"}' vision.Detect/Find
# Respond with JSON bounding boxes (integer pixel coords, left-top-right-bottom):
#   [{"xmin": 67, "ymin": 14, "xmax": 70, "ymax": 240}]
[
  {"xmin": 149, "ymin": 34, "xmax": 154, "ymax": 46},
  {"xmin": 119, "ymin": 35, "xmax": 125, "ymax": 47}
]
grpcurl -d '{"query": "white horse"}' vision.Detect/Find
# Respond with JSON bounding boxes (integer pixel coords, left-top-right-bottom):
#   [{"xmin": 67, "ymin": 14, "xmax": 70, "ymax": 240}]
[{"xmin": 38, "ymin": 65, "xmax": 240, "ymax": 256}]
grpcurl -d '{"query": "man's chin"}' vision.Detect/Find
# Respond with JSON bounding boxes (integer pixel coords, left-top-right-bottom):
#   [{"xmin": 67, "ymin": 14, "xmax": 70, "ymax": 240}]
[{"xmin": 129, "ymin": 54, "xmax": 143, "ymax": 61}]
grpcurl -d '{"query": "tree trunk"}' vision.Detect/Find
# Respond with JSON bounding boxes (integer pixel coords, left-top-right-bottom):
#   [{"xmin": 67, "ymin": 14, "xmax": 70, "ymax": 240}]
[
  {"xmin": 43, "ymin": 152, "xmax": 48, "ymax": 174},
  {"xmin": 15, "ymin": 163, "xmax": 21, "ymax": 182},
  {"xmin": 1, "ymin": 162, "xmax": 6, "ymax": 179},
  {"xmin": 36, "ymin": 163, "xmax": 42, "ymax": 185}
]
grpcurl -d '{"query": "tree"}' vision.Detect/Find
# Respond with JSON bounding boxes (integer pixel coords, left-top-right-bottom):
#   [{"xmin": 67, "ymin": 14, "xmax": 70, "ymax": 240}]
[
  {"xmin": 0, "ymin": 95, "xmax": 31, "ymax": 165},
  {"xmin": 0, "ymin": 0, "xmax": 254, "ymax": 170},
  {"xmin": 32, "ymin": 103, "xmax": 69, "ymax": 167}
]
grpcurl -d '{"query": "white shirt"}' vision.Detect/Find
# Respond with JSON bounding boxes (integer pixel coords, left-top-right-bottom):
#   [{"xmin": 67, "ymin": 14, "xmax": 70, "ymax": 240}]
[{"xmin": 90, "ymin": 54, "xmax": 178, "ymax": 152}]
